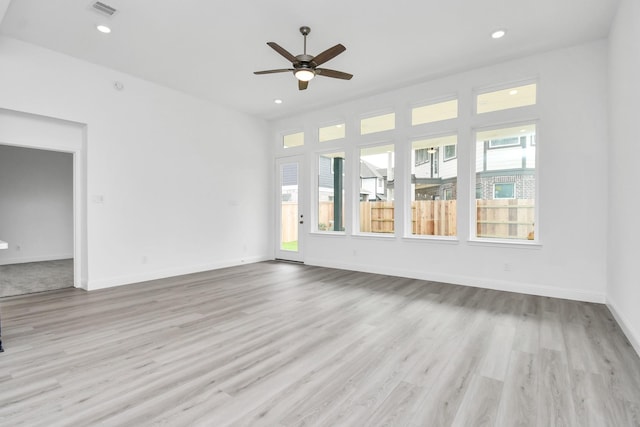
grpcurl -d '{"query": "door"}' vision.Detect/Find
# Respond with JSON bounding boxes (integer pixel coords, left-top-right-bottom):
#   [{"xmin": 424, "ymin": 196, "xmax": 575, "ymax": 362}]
[{"xmin": 276, "ymin": 156, "xmax": 304, "ymax": 262}]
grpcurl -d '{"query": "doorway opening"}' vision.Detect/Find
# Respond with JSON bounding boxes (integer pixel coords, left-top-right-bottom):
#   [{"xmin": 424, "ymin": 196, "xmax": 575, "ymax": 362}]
[
  {"xmin": 275, "ymin": 156, "xmax": 304, "ymax": 263},
  {"xmin": 0, "ymin": 108, "xmax": 87, "ymax": 293},
  {"xmin": 0, "ymin": 145, "xmax": 74, "ymax": 297}
]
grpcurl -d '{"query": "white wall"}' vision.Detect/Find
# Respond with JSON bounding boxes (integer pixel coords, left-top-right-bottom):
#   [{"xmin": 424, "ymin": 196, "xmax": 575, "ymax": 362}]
[
  {"xmin": 0, "ymin": 36, "xmax": 272, "ymax": 289},
  {"xmin": 271, "ymin": 40, "xmax": 609, "ymax": 303},
  {"xmin": 607, "ymin": 0, "xmax": 640, "ymax": 354},
  {"xmin": 0, "ymin": 145, "xmax": 73, "ymax": 265}
]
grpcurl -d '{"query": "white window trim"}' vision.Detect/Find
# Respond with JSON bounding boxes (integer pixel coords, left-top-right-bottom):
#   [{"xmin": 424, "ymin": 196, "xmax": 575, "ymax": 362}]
[
  {"xmin": 470, "ymin": 120, "xmax": 540, "ymax": 244},
  {"xmin": 315, "ymin": 150, "xmax": 347, "ymax": 234},
  {"xmin": 406, "ymin": 132, "xmax": 458, "ymax": 239}
]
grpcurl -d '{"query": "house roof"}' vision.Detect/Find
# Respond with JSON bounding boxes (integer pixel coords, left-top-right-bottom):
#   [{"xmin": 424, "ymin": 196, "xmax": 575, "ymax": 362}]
[{"xmin": 0, "ymin": 0, "xmax": 619, "ymax": 120}]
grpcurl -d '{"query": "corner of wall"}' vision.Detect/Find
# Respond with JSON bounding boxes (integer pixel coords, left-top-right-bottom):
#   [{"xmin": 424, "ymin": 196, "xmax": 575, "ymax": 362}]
[{"xmin": 607, "ymin": 297, "xmax": 640, "ymax": 357}]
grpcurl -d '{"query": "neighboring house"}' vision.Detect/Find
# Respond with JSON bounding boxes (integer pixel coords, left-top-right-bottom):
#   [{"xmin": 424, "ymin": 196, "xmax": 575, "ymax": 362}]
[
  {"xmin": 281, "ymin": 163, "xmax": 298, "ymax": 202},
  {"xmin": 359, "ymin": 159, "xmax": 389, "ymax": 201},
  {"xmin": 410, "ymin": 130, "xmax": 536, "ymax": 201}
]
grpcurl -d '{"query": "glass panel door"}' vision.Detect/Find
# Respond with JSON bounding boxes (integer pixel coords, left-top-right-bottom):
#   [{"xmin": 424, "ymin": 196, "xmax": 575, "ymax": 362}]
[{"xmin": 276, "ymin": 156, "xmax": 304, "ymax": 262}]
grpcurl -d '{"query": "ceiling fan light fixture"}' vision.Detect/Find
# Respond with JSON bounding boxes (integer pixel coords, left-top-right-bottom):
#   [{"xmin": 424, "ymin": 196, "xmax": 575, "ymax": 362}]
[{"xmin": 295, "ymin": 69, "xmax": 315, "ymax": 82}]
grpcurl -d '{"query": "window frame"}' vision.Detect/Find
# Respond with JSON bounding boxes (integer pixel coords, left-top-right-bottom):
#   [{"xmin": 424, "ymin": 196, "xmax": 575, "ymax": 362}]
[
  {"xmin": 406, "ymin": 132, "xmax": 459, "ymax": 240},
  {"xmin": 443, "ymin": 144, "xmax": 457, "ymax": 161},
  {"xmin": 314, "ymin": 150, "xmax": 347, "ymax": 234},
  {"xmin": 470, "ymin": 120, "xmax": 540, "ymax": 245},
  {"xmin": 356, "ymin": 141, "xmax": 396, "ymax": 237}
]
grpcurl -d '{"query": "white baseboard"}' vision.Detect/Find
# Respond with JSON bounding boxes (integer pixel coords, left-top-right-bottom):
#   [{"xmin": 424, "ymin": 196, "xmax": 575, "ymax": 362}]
[
  {"xmin": 0, "ymin": 253, "xmax": 73, "ymax": 266},
  {"xmin": 304, "ymin": 257, "xmax": 606, "ymax": 304},
  {"xmin": 86, "ymin": 255, "xmax": 270, "ymax": 291},
  {"xmin": 607, "ymin": 298, "xmax": 640, "ymax": 358}
]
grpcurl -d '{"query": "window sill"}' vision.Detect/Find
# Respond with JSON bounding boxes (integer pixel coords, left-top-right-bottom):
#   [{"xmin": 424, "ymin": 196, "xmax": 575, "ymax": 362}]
[
  {"xmin": 467, "ymin": 238, "xmax": 542, "ymax": 249},
  {"xmin": 309, "ymin": 231, "xmax": 347, "ymax": 237},
  {"xmin": 402, "ymin": 235, "xmax": 459, "ymax": 244},
  {"xmin": 352, "ymin": 233, "xmax": 396, "ymax": 240}
]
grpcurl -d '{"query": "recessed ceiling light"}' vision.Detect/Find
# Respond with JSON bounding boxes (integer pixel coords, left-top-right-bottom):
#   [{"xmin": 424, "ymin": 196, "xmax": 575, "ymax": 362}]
[
  {"xmin": 96, "ymin": 25, "xmax": 111, "ymax": 34},
  {"xmin": 274, "ymin": 99, "xmax": 283, "ymax": 104},
  {"xmin": 491, "ymin": 29, "xmax": 506, "ymax": 39},
  {"xmin": 510, "ymin": 90, "xmax": 518, "ymax": 95}
]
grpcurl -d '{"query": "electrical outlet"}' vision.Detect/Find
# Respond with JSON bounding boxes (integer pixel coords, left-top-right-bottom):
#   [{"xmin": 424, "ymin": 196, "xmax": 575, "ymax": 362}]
[
  {"xmin": 141, "ymin": 255, "xmax": 148, "ymax": 264},
  {"xmin": 503, "ymin": 263, "xmax": 511, "ymax": 272},
  {"xmin": 15, "ymin": 245, "xmax": 21, "ymax": 251}
]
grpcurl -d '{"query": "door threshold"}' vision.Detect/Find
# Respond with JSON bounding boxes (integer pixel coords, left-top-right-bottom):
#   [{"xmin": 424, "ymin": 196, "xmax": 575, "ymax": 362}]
[{"xmin": 274, "ymin": 259, "xmax": 304, "ymax": 265}]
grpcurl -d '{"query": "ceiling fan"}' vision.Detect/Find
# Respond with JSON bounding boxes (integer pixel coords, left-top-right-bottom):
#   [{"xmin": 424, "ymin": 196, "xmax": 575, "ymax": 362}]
[{"xmin": 254, "ymin": 26, "xmax": 353, "ymax": 91}]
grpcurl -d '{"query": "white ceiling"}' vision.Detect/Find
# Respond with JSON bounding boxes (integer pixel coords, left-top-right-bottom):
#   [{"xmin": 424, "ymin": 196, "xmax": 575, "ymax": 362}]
[{"xmin": 0, "ymin": 0, "xmax": 619, "ymax": 120}]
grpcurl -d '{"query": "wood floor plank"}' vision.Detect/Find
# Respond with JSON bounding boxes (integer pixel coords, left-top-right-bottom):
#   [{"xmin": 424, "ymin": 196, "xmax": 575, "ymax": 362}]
[
  {"xmin": 1, "ymin": 261, "xmax": 639, "ymax": 426},
  {"xmin": 537, "ymin": 348, "xmax": 577, "ymax": 427},
  {"xmin": 495, "ymin": 350, "xmax": 538, "ymax": 426},
  {"xmin": 451, "ymin": 374, "xmax": 503, "ymax": 427}
]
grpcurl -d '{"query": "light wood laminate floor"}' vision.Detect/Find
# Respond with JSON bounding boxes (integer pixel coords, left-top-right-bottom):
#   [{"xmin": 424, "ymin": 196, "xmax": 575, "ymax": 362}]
[{"xmin": 1, "ymin": 261, "xmax": 639, "ymax": 426}]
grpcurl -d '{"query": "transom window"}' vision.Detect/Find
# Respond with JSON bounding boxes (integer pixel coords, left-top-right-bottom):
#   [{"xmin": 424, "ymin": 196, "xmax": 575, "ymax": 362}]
[
  {"xmin": 412, "ymin": 99, "xmax": 458, "ymax": 126},
  {"xmin": 476, "ymin": 83, "xmax": 537, "ymax": 114},
  {"xmin": 319, "ymin": 123, "xmax": 345, "ymax": 142},
  {"xmin": 360, "ymin": 113, "xmax": 395, "ymax": 135},
  {"xmin": 282, "ymin": 131, "xmax": 304, "ymax": 148}
]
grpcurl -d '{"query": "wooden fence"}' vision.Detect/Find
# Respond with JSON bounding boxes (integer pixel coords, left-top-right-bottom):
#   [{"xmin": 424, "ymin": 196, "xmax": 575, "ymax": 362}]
[
  {"xmin": 476, "ymin": 199, "xmax": 535, "ymax": 239},
  {"xmin": 282, "ymin": 199, "xmax": 535, "ymax": 239},
  {"xmin": 359, "ymin": 200, "xmax": 456, "ymax": 235},
  {"xmin": 281, "ymin": 202, "xmax": 298, "ymax": 244}
]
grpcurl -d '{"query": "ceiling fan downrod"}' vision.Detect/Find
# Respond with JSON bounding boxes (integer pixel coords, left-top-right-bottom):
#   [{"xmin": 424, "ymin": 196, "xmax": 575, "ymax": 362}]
[{"xmin": 300, "ymin": 26, "xmax": 310, "ymax": 55}]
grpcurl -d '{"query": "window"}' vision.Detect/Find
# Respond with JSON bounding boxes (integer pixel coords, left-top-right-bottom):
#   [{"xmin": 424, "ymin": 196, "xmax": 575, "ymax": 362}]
[
  {"xmin": 360, "ymin": 113, "xmax": 395, "ymax": 135},
  {"xmin": 443, "ymin": 144, "xmax": 457, "ymax": 161},
  {"xmin": 415, "ymin": 148, "xmax": 431, "ymax": 166},
  {"xmin": 359, "ymin": 144, "xmax": 394, "ymax": 234},
  {"xmin": 494, "ymin": 183, "xmax": 515, "ymax": 199},
  {"xmin": 412, "ymin": 99, "xmax": 458, "ymax": 125},
  {"xmin": 410, "ymin": 135, "xmax": 457, "ymax": 237},
  {"xmin": 476, "ymin": 83, "xmax": 537, "ymax": 114},
  {"xmin": 283, "ymin": 131, "xmax": 304, "ymax": 148},
  {"xmin": 443, "ymin": 188, "xmax": 453, "ymax": 200},
  {"xmin": 475, "ymin": 124, "xmax": 536, "ymax": 240},
  {"xmin": 318, "ymin": 152, "xmax": 345, "ymax": 232},
  {"xmin": 319, "ymin": 123, "xmax": 345, "ymax": 142},
  {"xmin": 489, "ymin": 137, "xmax": 520, "ymax": 148}
]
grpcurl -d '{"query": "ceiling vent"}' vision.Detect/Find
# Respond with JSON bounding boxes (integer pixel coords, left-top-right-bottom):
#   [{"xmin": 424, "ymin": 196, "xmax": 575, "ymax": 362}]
[{"xmin": 92, "ymin": 2, "xmax": 117, "ymax": 16}]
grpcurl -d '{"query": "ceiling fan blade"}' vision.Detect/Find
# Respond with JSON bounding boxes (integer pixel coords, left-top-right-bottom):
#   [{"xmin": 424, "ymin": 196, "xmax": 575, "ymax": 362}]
[
  {"xmin": 312, "ymin": 44, "xmax": 346, "ymax": 66},
  {"xmin": 298, "ymin": 80, "xmax": 309, "ymax": 90},
  {"xmin": 316, "ymin": 68, "xmax": 353, "ymax": 80},
  {"xmin": 267, "ymin": 42, "xmax": 299, "ymax": 64},
  {"xmin": 254, "ymin": 69, "xmax": 294, "ymax": 75}
]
